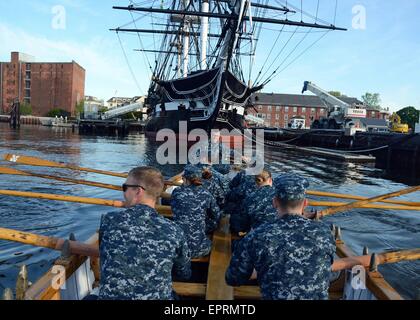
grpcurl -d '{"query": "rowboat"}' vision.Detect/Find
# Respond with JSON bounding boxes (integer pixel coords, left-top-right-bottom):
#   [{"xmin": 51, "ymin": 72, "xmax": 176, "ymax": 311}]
[
  {"xmin": 1, "ymin": 156, "xmax": 418, "ymax": 300},
  {"xmin": 17, "ymin": 174, "xmax": 405, "ymax": 301}
]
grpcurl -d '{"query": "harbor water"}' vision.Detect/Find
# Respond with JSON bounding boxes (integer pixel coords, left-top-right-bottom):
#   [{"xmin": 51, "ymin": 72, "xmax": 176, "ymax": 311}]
[{"xmin": 0, "ymin": 123, "xmax": 419, "ymax": 299}]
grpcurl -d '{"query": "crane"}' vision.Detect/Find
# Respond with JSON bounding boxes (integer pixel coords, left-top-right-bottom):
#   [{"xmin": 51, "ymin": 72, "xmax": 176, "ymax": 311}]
[
  {"xmin": 302, "ymin": 81, "xmax": 367, "ymax": 131},
  {"xmin": 101, "ymin": 97, "xmax": 145, "ymax": 120}
]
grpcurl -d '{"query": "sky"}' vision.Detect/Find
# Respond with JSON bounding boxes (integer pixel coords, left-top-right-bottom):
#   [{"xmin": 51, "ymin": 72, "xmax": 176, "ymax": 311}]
[{"xmin": 0, "ymin": 0, "xmax": 419, "ymax": 112}]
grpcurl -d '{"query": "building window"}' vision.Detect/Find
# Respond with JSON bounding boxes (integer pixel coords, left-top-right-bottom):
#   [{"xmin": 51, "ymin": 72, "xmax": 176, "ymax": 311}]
[
  {"xmin": 258, "ymin": 105, "xmax": 262, "ymax": 110},
  {"xmin": 285, "ymin": 106, "xmax": 289, "ymax": 112},
  {"xmin": 293, "ymin": 107, "xmax": 298, "ymax": 113},
  {"xmin": 284, "ymin": 115, "xmax": 289, "ymax": 121},
  {"xmin": 276, "ymin": 106, "xmax": 281, "ymax": 112},
  {"xmin": 320, "ymin": 109, "xmax": 324, "ymax": 114},
  {"xmin": 302, "ymin": 107, "xmax": 306, "ymax": 113},
  {"xmin": 267, "ymin": 114, "xmax": 271, "ymax": 120},
  {"xmin": 284, "ymin": 121, "xmax": 288, "ymax": 128},
  {"xmin": 371, "ymin": 111, "xmax": 376, "ymax": 117},
  {"xmin": 311, "ymin": 108, "xmax": 316, "ymax": 113},
  {"xmin": 275, "ymin": 114, "xmax": 279, "ymax": 120},
  {"xmin": 267, "ymin": 105, "xmax": 272, "ymax": 112}
]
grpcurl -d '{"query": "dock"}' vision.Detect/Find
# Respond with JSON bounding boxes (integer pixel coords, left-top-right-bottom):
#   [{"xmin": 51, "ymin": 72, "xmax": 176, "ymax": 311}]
[
  {"xmin": 265, "ymin": 140, "xmax": 376, "ymax": 163},
  {"xmin": 78, "ymin": 119, "xmax": 130, "ymax": 136}
]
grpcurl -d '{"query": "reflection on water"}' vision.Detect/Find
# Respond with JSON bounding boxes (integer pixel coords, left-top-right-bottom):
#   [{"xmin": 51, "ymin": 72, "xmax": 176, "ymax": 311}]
[{"xmin": 0, "ymin": 123, "xmax": 419, "ymax": 299}]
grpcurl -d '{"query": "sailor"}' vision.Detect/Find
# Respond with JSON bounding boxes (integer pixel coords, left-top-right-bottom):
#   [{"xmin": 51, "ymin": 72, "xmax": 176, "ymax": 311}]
[
  {"xmin": 200, "ymin": 165, "xmax": 227, "ymax": 208},
  {"xmin": 226, "ymin": 169, "xmax": 257, "ymax": 234},
  {"xmin": 98, "ymin": 167, "xmax": 191, "ymax": 300},
  {"xmin": 171, "ymin": 165, "xmax": 221, "ymax": 258},
  {"xmin": 207, "ymin": 130, "xmax": 231, "ymax": 175},
  {"xmin": 225, "ymin": 174, "xmax": 336, "ymax": 300},
  {"xmin": 242, "ymin": 169, "xmax": 278, "ymax": 230}
]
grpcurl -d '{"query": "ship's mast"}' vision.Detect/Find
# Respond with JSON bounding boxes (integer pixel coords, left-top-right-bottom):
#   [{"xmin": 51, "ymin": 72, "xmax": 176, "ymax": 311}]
[
  {"xmin": 200, "ymin": 0, "xmax": 210, "ymax": 70},
  {"xmin": 182, "ymin": 0, "xmax": 190, "ymax": 77}
]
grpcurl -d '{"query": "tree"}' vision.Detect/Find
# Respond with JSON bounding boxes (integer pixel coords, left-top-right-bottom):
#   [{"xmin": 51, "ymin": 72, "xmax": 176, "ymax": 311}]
[
  {"xmin": 75, "ymin": 101, "xmax": 84, "ymax": 115},
  {"xmin": 20, "ymin": 102, "xmax": 32, "ymax": 115},
  {"xmin": 362, "ymin": 93, "xmax": 381, "ymax": 110},
  {"xmin": 397, "ymin": 106, "xmax": 419, "ymax": 130},
  {"xmin": 46, "ymin": 108, "xmax": 71, "ymax": 118},
  {"xmin": 328, "ymin": 91, "xmax": 342, "ymax": 97}
]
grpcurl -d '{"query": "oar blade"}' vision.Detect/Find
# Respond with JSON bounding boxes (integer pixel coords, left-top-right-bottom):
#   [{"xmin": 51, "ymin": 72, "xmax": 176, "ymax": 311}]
[
  {"xmin": 4, "ymin": 154, "xmax": 65, "ymax": 168},
  {"xmin": 0, "ymin": 166, "xmax": 29, "ymax": 176}
]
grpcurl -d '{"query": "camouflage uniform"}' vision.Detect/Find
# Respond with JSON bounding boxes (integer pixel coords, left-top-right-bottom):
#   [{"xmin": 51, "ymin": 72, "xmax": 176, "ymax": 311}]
[
  {"xmin": 98, "ymin": 204, "xmax": 191, "ymax": 300},
  {"xmin": 208, "ymin": 141, "xmax": 232, "ymax": 175},
  {"xmin": 201, "ymin": 167, "xmax": 228, "ymax": 208},
  {"xmin": 226, "ymin": 174, "xmax": 336, "ymax": 300},
  {"xmin": 226, "ymin": 170, "xmax": 257, "ymax": 233},
  {"xmin": 243, "ymin": 185, "xmax": 278, "ymax": 229},
  {"xmin": 171, "ymin": 165, "xmax": 221, "ymax": 258}
]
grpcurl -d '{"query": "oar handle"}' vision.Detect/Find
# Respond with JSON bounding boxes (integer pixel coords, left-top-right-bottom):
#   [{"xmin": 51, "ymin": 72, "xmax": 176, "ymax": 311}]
[
  {"xmin": 331, "ymin": 249, "xmax": 420, "ymax": 271},
  {"xmin": 0, "ymin": 227, "xmax": 99, "ymax": 257},
  {"xmin": 319, "ymin": 185, "xmax": 420, "ymax": 217}
]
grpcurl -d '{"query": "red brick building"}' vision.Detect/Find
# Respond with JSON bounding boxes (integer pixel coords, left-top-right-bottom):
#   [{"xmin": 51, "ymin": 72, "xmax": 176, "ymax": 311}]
[
  {"xmin": 249, "ymin": 93, "xmax": 389, "ymax": 128},
  {"xmin": 0, "ymin": 52, "xmax": 85, "ymax": 116}
]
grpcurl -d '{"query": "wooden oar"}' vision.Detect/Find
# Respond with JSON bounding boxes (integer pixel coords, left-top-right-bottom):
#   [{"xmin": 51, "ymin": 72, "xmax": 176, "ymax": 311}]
[
  {"xmin": 0, "ymin": 227, "xmax": 206, "ymax": 263},
  {"xmin": 3, "ymin": 154, "xmax": 127, "ymax": 178},
  {"xmin": 319, "ymin": 185, "xmax": 420, "ymax": 217},
  {"xmin": 0, "ymin": 190, "xmax": 172, "ymax": 217},
  {"xmin": 3, "ymin": 154, "xmax": 183, "ymax": 186},
  {"xmin": 307, "ymin": 190, "xmax": 420, "ymax": 207},
  {"xmin": 308, "ymin": 200, "xmax": 420, "ymax": 211},
  {"xmin": 0, "ymin": 227, "xmax": 99, "ymax": 257},
  {"xmin": 0, "ymin": 166, "xmax": 121, "ymax": 190},
  {"xmin": 0, "ymin": 166, "xmax": 173, "ymax": 200},
  {"xmin": 331, "ymin": 248, "xmax": 420, "ymax": 272},
  {"xmin": 1, "ymin": 227, "xmax": 418, "ymax": 272}
]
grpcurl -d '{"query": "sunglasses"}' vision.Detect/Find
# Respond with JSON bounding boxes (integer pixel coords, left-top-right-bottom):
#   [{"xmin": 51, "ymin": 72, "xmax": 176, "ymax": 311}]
[{"xmin": 122, "ymin": 184, "xmax": 146, "ymax": 193}]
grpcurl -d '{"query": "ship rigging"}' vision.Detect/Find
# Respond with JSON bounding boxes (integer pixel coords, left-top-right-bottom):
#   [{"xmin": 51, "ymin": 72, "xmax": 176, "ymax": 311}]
[{"xmin": 111, "ymin": 0, "xmax": 347, "ymax": 135}]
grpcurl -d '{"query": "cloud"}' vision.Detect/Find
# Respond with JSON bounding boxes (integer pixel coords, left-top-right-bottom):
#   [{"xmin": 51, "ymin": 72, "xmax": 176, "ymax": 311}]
[{"xmin": 0, "ymin": 22, "xmax": 148, "ymax": 99}]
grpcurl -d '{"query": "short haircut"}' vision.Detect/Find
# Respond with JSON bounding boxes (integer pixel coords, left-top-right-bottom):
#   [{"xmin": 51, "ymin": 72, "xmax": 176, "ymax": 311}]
[
  {"xmin": 276, "ymin": 197, "xmax": 305, "ymax": 211},
  {"xmin": 255, "ymin": 170, "xmax": 271, "ymax": 186},
  {"xmin": 128, "ymin": 167, "xmax": 164, "ymax": 199}
]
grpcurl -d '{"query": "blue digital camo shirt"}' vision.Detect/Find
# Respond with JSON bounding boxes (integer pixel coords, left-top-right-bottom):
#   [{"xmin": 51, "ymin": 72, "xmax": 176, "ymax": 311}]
[
  {"xmin": 243, "ymin": 185, "xmax": 279, "ymax": 229},
  {"xmin": 171, "ymin": 185, "xmax": 221, "ymax": 258},
  {"xmin": 98, "ymin": 204, "xmax": 191, "ymax": 300},
  {"xmin": 226, "ymin": 214, "xmax": 336, "ymax": 300}
]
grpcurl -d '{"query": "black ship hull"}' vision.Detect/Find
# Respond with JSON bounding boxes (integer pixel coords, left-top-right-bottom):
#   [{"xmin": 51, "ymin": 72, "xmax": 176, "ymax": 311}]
[{"xmin": 264, "ymin": 129, "xmax": 420, "ymax": 182}]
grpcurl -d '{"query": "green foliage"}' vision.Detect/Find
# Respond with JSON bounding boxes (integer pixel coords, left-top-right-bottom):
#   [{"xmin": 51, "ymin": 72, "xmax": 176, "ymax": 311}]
[
  {"xmin": 121, "ymin": 111, "xmax": 143, "ymax": 120},
  {"xmin": 397, "ymin": 106, "xmax": 419, "ymax": 130},
  {"xmin": 75, "ymin": 101, "xmax": 84, "ymax": 114},
  {"xmin": 46, "ymin": 108, "xmax": 71, "ymax": 118},
  {"xmin": 328, "ymin": 91, "xmax": 342, "ymax": 97},
  {"xmin": 362, "ymin": 93, "xmax": 381, "ymax": 110},
  {"xmin": 99, "ymin": 106, "xmax": 108, "ymax": 114},
  {"xmin": 19, "ymin": 102, "xmax": 32, "ymax": 115}
]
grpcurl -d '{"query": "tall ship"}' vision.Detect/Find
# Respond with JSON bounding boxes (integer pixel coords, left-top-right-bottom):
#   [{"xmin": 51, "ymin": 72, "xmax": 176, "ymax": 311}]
[{"xmin": 112, "ymin": 1, "xmax": 346, "ymax": 138}]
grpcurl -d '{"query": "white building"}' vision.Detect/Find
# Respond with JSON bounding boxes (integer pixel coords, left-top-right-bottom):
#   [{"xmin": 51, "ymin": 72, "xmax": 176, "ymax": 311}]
[{"xmin": 107, "ymin": 97, "xmax": 132, "ymax": 109}]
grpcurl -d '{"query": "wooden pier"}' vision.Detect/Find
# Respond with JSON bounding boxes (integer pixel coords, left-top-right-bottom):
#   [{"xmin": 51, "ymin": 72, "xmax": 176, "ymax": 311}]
[
  {"xmin": 265, "ymin": 140, "xmax": 376, "ymax": 163},
  {"xmin": 78, "ymin": 119, "xmax": 130, "ymax": 136}
]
